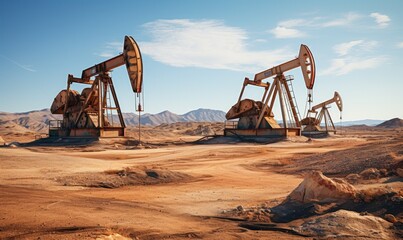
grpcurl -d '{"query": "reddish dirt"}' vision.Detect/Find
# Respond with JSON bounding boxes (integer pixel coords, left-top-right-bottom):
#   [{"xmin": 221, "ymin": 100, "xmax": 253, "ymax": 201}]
[{"xmin": 0, "ymin": 127, "xmax": 401, "ymax": 239}]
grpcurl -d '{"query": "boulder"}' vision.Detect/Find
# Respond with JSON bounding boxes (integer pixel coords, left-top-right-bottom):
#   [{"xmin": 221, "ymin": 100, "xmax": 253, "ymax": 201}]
[
  {"xmin": 384, "ymin": 214, "xmax": 397, "ymax": 223},
  {"xmin": 296, "ymin": 210, "xmax": 393, "ymax": 239},
  {"xmin": 288, "ymin": 171, "xmax": 357, "ymax": 203},
  {"xmin": 345, "ymin": 173, "xmax": 361, "ymax": 184},
  {"xmin": 360, "ymin": 168, "xmax": 381, "ymax": 180}
]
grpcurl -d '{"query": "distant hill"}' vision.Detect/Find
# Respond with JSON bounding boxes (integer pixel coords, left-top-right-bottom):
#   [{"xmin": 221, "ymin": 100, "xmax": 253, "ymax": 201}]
[
  {"xmin": 2, "ymin": 108, "xmax": 399, "ymax": 133},
  {"xmin": 183, "ymin": 109, "xmax": 226, "ymax": 122},
  {"xmin": 335, "ymin": 119, "xmax": 385, "ymax": 127},
  {"xmin": 119, "ymin": 108, "xmax": 226, "ymax": 126},
  {"xmin": 376, "ymin": 118, "xmax": 403, "ymax": 128},
  {"xmin": 0, "ymin": 108, "xmax": 226, "ymax": 133},
  {"xmin": 0, "ymin": 109, "xmax": 61, "ymax": 134},
  {"xmin": 121, "ymin": 108, "xmax": 226, "ymax": 126}
]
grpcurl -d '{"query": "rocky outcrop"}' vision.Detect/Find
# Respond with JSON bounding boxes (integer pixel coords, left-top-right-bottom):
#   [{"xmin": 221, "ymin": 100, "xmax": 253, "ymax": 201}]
[
  {"xmin": 297, "ymin": 210, "xmax": 394, "ymax": 239},
  {"xmin": 288, "ymin": 171, "xmax": 357, "ymax": 203}
]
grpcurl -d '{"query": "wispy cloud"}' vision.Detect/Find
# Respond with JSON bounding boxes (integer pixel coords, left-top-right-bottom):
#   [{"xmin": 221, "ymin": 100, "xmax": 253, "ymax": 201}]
[
  {"xmin": 268, "ymin": 11, "xmax": 396, "ymax": 40},
  {"xmin": 321, "ymin": 40, "xmax": 385, "ymax": 76},
  {"xmin": 333, "ymin": 40, "xmax": 377, "ymax": 56},
  {"xmin": 321, "ymin": 12, "xmax": 362, "ymax": 27},
  {"xmin": 96, "ymin": 41, "xmax": 122, "ymax": 58},
  {"xmin": 140, "ymin": 19, "xmax": 294, "ymax": 72},
  {"xmin": 270, "ymin": 12, "xmax": 362, "ymax": 39},
  {"xmin": 370, "ymin": 12, "xmax": 391, "ymax": 28},
  {"xmin": 270, "ymin": 26, "xmax": 306, "ymax": 39},
  {"xmin": 321, "ymin": 57, "xmax": 386, "ymax": 76},
  {"xmin": 397, "ymin": 42, "xmax": 403, "ymax": 48},
  {"xmin": 0, "ymin": 54, "xmax": 36, "ymax": 72},
  {"xmin": 97, "ymin": 52, "xmax": 115, "ymax": 58},
  {"xmin": 278, "ymin": 18, "xmax": 312, "ymax": 28}
]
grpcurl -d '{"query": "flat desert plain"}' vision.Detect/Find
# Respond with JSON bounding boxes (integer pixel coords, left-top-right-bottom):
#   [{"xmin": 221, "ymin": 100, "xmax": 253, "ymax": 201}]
[{"xmin": 0, "ymin": 125, "xmax": 402, "ymax": 239}]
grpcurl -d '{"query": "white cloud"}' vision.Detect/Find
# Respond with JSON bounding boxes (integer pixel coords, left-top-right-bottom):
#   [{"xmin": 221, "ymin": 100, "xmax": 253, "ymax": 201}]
[
  {"xmin": 96, "ymin": 42, "xmax": 122, "ymax": 58},
  {"xmin": 270, "ymin": 13, "xmax": 361, "ymax": 39},
  {"xmin": 370, "ymin": 12, "xmax": 391, "ymax": 28},
  {"xmin": 397, "ymin": 42, "xmax": 403, "ymax": 48},
  {"xmin": 278, "ymin": 19, "xmax": 311, "ymax": 28},
  {"xmin": 140, "ymin": 19, "xmax": 294, "ymax": 72},
  {"xmin": 333, "ymin": 40, "xmax": 377, "ymax": 56},
  {"xmin": 97, "ymin": 52, "xmax": 115, "ymax": 58},
  {"xmin": 321, "ymin": 12, "xmax": 362, "ymax": 27},
  {"xmin": 321, "ymin": 40, "xmax": 385, "ymax": 76},
  {"xmin": 321, "ymin": 57, "xmax": 386, "ymax": 76},
  {"xmin": 270, "ymin": 26, "xmax": 306, "ymax": 39},
  {"xmin": 0, "ymin": 54, "xmax": 36, "ymax": 72}
]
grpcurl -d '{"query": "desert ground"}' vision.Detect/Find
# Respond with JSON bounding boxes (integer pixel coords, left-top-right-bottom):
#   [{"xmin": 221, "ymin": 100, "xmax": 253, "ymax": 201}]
[{"xmin": 0, "ymin": 123, "xmax": 402, "ymax": 239}]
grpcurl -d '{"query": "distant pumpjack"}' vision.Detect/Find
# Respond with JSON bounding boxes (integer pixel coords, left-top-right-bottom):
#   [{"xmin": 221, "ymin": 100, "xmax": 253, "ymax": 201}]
[
  {"xmin": 300, "ymin": 91, "xmax": 343, "ymax": 134},
  {"xmin": 225, "ymin": 44, "xmax": 315, "ymax": 138},
  {"xmin": 49, "ymin": 36, "xmax": 143, "ymax": 138}
]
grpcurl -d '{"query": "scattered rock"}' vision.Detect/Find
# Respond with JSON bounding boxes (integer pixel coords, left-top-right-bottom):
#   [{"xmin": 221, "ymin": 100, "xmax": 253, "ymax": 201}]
[
  {"xmin": 379, "ymin": 168, "xmax": 388, "ymax": 177},
  {"xmin": 236, "ymin": 205, "xmax": 244, "ymax": 212},
  {"xmin": 345, "ymin": 173, "xmax": 361, "ymax": 184},
  {"xmin": 360, "ymin": 168, "xmax": 381, "ymax": 180},
  {"xmin": 296, "ymin": 210, "xmax": 394, "ymax": 239},
  {"xmin": 288, "ymin": 171, "xmax": 357, "ymax": 203},
  {"xmin": 384, "ymin": 214, "xmax": 397, "ymax": 223},
  {"xmin": 391, "ymin": 195, "xmax": 403, "ymax": 202},
  {"xmin": 184, "ymin": 125, "xmax": 216, "ymax": 136},
  {"xmin": 96, "ymin": 233, "xmax": 132, "ymax": 240},
  {"xmin": 8, "ymin": 142, "xmax": 20, "ymax": 148}
]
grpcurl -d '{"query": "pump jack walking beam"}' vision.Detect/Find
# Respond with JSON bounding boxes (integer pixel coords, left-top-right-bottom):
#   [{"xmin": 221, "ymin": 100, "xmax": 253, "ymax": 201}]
[{"xmin": 254, "ymin": 45, "xmax": 316, "ymax": 129}]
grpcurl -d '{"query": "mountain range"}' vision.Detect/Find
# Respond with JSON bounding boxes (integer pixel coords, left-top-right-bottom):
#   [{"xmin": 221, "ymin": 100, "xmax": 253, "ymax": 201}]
[
  {"xmin": 0, "ymin": 108, "xmax": 227, "ymax": 133},
  {"xmin": 122, "ymin": 108, "xmax": 226, "ymax": 126},
  {"xmin": 0, "ymin": 108, "xmax": 401, "ymax": 134}
]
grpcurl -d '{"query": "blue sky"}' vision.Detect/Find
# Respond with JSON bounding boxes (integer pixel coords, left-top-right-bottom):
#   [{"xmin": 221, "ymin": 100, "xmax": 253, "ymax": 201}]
[{"xmin": 0, "ymin": 0, "xmax": 402, "ymax": 121}]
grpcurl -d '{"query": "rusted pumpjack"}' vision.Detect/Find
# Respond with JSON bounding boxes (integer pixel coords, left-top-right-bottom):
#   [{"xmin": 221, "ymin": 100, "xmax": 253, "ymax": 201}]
[
  {"xmin": 301, "ymin": 91, "xmax": 343, "ymax": 134},
  {"xmin": 50, "ymin": 36, "xmax": 143, "ymax": 137},
  {"xmin": 225, "ymin": 44, "xmax": 315, "ymax": 137}
]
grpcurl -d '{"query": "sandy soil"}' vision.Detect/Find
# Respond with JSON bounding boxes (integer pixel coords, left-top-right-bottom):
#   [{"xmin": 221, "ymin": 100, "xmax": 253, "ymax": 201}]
[{"xmin": 0, "ymin": 126, "xmax": 402, "ymax": 239}]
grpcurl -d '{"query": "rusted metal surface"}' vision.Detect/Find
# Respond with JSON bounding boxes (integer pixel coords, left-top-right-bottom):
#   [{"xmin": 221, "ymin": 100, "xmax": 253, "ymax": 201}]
[
  {"xmin": 302, "ymin": 91, "xmax": 343, "ymax": 134},
  {"xmin": 50, "ymin": 90, "xmax": 80, "ymax": 114},
  {"xmin": 226, "ymin": 44, "xmax": 316, "ymax": 138},
  {"xmin": 124, "ymin": 36, "xmax": 143, "ymax": 93},
  {"xmin": 226, "ymin": 99, "xmax": 274, "ymax": 120},
  {"xmin": 253, "ymin": 45, "xmax": 315, "ymax": 89},
  {"xmin": 49, "ymin": 36, "xmax": 143, "ymax": 138}
]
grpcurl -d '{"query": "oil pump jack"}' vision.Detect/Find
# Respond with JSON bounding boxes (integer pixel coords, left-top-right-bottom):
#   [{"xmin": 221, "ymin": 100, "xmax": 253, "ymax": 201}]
[
  {"xmin": 225, "ymin": 44, "xmax": 315, "ymax": 137},
  {"xmin": 50, "ymin": 36, "xmax": 143, "ymax": 138},
  {"xmin": 301, "ymin": 91, "xmax": 343, "ymax": 134}
]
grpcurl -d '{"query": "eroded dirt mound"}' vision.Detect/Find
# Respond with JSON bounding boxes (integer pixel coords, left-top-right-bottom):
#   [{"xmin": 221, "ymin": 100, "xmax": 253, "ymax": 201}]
[
  {"xmin": 296, "ymin": 209, "xmax": 394, "ymax": 239},
  {"xmin": 276, "ymin": 138, "xmax": 403, "ymax": 177},
  {"xmin": 288, "ymin": 171, "xmax": 357, "ymax": 203},
  {"xmin": 57, "ymin": 167, "xmax": 193, "ymax": 188},
  {"xmin": 221, "ymin": 171, "xmax": 402, "ymax": 238}
]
